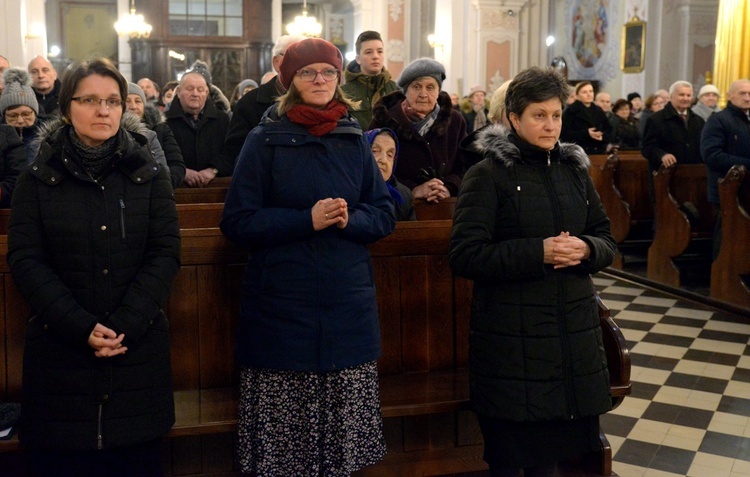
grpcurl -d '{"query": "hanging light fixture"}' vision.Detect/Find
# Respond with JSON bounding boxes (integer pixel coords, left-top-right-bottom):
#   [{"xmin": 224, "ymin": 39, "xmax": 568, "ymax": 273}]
[
  {"xmin": 286, "ymin": 0, "xmax": 322, "ymax": 37},
  {"xmin": 114, "ymin": 0, "xmax": 152, "ymax": 39}
]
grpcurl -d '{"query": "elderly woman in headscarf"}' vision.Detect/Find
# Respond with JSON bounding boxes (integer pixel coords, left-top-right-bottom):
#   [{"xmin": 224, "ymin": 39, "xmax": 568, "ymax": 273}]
[
  {"xmin": 365, "ymin": 127, "xmax": 416, "ymax": 221},
  {"xmin": 369, "ymin": 57, "xmax": 467, "ymax": 203}
]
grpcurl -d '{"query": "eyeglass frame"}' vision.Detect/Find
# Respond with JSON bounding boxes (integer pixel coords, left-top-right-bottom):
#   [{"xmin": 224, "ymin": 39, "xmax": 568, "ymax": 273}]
[
  {"xmin": 295, "ymin": 68, "xmax": 339, "ymax": 83},
  {"xmin": 4, "ymin": 110, "xmax": 37, "ymax": 121},
  {"xmin": 71, "ymin": 96, "xmax": 124, "ymax": 109}
]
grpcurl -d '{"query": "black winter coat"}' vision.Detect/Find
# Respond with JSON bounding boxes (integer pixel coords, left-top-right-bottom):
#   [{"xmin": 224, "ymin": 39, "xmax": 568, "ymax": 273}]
[
  {"xmin": 561, "ymin": 100, "xmax": 613, "ymax": 154},
  {"xmin": 642, "ymin": 102, "xmax": 705, "ymax": 170},
  {"xmin": 450, "ymin": 125, "xmax": 615, "ymax": 422},
  {"xmin": 7, "ymin": 116, "xmax": 181, "ymax": 451},
  {"xmin": 165, "ymin": 95, "xmax": 231, "ymax": 175},
  {"xmin": 700, "ymin": 102, "xmax": 750, "ymax": 204},
  {"xmin": 0, "ymin": 124, "xmax": 26, "ymax": 207},
  {"xmin": 142, "ymin": 104, "xmax": 186, "ymax": 188},
  {"xmin": 216, "ymin": 77, "xmax": 285, "ymax": 174}
]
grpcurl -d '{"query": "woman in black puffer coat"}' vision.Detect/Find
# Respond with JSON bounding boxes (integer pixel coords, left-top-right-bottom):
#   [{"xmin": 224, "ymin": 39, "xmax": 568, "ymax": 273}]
[
  {"xmin": 450, "ymin": 67, "xmax": 615, "ymax": 477},
  {"xmin": 7, "ymin": 58, "xmax": 181, "ymax": 476}
]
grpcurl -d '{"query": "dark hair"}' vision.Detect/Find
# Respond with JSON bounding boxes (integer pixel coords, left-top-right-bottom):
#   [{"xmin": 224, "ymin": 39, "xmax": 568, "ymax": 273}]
[
  {"xmin": 355, "ymin": 30, "xmax": 383, "ymax": 55},
  {"xmin": 59, "ymin": 57, "xmax": 127, "ymax": 120},
  {"xmin": 612, "ymin": 98, "xmax": 630, "ymax": 113},
  {"xmin": 574, "ymin": 81, "xmax": 592, "ymax": 95},
  {"xmin": 161, "ymin": 80, "xmax": 179, "ymax": 98},
  {"xmin": 505, "ymin": 67, "xmax": 569, "ymax": 121},
  {"xmin": 644, "ymin": 94, "xmax": 660, "ymax": 110}
]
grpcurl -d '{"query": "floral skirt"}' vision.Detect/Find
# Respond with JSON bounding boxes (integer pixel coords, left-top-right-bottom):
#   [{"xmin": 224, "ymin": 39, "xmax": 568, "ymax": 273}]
[{"xmin": 236, "ymin": 361, "xmax": 386, "ymax": 476}]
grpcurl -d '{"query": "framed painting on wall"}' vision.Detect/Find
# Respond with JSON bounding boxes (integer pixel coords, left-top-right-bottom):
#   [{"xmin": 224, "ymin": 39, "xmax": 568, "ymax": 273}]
[
  {"xmin": 61, "ymin": 2, "xmax": 118, "ymax": 62},
  {"xmin": 621, "ymin": 16, "xmax": 646, "ymax": 73}
]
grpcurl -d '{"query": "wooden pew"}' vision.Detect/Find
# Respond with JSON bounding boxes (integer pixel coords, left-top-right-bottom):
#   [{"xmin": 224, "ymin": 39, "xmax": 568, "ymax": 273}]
[
  {"xmin": 176, "ymin": 203, "xmax": 223, "ymax": 229},
  {"xmin": 0, "ymin": 222, "xmax": 631, "ymax": 476},
  {"xmin": 413, "ymin": 197, "xmax": 457, "ymax": 221},
  {"xmin": 174, "ymin": 176, "xmax": 232, "ymax": 204},
  {"xmin": 711, "ymin": 165, "xmax": 750, "ymax": 307},
  {"xmin": 589, "ymin": 154, "xmax": 631, "ymax": 268},
  {"xmin": 588, "ymin": 152, "xmax": 653, "ymax": 269},
  {"xmin": 647, "ymin": 164, "xmax": 714, "ymax": 287}
]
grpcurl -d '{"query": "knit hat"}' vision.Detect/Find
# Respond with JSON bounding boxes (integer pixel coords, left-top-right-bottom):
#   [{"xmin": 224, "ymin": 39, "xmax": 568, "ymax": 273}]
[
  {"xmin": 278, "ymin": 38, "xmax": 343, "ymax": 90},
  {"xmin": 0, "ymin": 68, "xmax": 39, "ymax": 115},
  {"xmin": 398, "ymin": 58, "xmax": 446, "ymax": 90},
  {"xmin": 468, "ymin": 84, "xmax": 485, "ymax": 98},
  {"xmin": 185, "ymin": 60, "xmax": 212, "ymax": 87},
  {"xmin": 698, "ymin": 84, "xmax": 720, "ymax": 97},
  {"xmin": 239, "ymin": 79, "xmax": 258, "ymax": 93},
  {"xmin": 127, "ymin": 82, "xmax": 146, "ymax": 103},
  {"xmin": 626, "ymin": 92, "xmax": 641, "ymax": 102}
]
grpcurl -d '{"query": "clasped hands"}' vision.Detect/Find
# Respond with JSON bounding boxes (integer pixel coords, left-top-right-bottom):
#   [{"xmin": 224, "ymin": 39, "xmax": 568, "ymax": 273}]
[
  {"xmin": 543, "ymin": 231, "xmax": 590, "ymax": 269},
  {"xmin": 413, "ymin": 178, "xmax": 450, "ymax": 203},
  {"xmin": 588, "ymin": 127, "xmax": 604, "ymax": 142},
  {"xmin": 183, "ymin": 167, "xmax": 218, "ymax": 188},
  {"xmin": 312, "ymin": 197, "xmax": 349, "ymax": 231},
  {"xmin": 88, "ymin": 323, "xmax": 127, "ymax": 358}
]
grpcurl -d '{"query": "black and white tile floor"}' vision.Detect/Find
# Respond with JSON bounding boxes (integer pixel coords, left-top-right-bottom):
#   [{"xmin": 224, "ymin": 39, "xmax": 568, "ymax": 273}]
[{"xmin": 595, "ymin": 272, "xmax": 750, "ymax": 477}]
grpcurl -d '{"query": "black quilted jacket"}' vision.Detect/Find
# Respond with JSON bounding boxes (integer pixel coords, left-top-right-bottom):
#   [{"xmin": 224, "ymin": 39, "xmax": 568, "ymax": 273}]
[
  {"xmin": 450, "ymin": 124, "xmax": 615, "ymax": 422},
  {"xmin": 7, "ymin": 115, "xmax": 181, "ymax": 450}
]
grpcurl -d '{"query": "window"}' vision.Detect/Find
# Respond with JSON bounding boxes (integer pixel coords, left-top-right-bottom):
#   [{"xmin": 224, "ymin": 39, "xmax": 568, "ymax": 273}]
[{"xmin": 169, "ymin": 0, "xmax": 242, "ymax": 37}]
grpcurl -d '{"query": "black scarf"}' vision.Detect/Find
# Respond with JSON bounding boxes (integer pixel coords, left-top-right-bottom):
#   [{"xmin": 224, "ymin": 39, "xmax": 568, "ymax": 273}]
[{"xmin": 68, "ymin": 127, "xmax": 119, "ymax": 180}]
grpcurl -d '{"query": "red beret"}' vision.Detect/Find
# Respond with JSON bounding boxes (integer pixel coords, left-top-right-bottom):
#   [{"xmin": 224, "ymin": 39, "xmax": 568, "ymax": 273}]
[{"xmin": 278, "ymin": 38, "xmax": 343, "ymax": 90}]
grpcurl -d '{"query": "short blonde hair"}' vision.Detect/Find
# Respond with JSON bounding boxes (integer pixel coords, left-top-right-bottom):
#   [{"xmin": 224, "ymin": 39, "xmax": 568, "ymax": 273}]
[{"xmin": 487, "ymin": 80, "xmax": 512, "ymax": 124}]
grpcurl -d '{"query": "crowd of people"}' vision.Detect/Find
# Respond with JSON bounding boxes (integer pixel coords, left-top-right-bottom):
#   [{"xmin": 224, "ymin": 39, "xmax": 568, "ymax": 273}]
[{"xmin": 0, "ymin": 29, "xmax": 748, "ymax": 477}]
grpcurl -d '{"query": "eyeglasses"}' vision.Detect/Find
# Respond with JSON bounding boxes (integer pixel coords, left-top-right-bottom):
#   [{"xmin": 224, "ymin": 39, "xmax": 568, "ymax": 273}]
[
  {"xmin": 296, "ymin": 68, "xmax": 339, "ymax": 83},
  {"xmin": 5, "ymin": 111, "xmax": 36, "ymax": 121},
  {"xmin": 71, "ymin": 96, "xmax": 123, "ymax": 109}
]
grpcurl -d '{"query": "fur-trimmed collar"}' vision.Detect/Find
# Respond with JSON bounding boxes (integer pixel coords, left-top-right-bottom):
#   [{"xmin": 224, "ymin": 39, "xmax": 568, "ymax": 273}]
[
  {"xmin": 473, "ymin": 123, "xmax": 590, "ymax": 170},
  {"xmin": 372, "ymin": 90, "xmax": 456, "ymax": 141},
  {"xmin": 142, "ymin": 103, "xmax": 166, "ymax": 129},
  {"xmin": 30, "ymin": 111, "xmax": 158, "ymax": 185}
]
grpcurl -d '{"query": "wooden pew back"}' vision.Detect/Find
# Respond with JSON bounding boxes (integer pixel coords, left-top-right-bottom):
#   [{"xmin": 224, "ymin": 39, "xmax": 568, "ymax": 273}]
[
  {"xmin": 711, "ymin": 165, "xmax": 750, "ymax": 307},
  {"xmin": 648, "ymin": 164, "xmax": 715, "ymax": 287}
]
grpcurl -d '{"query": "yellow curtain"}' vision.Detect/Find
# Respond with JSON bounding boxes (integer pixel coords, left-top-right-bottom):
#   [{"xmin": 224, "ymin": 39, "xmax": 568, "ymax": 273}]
[{"xmin": 713, "ymin": 0, "xmax": 750, "ymax": 106}]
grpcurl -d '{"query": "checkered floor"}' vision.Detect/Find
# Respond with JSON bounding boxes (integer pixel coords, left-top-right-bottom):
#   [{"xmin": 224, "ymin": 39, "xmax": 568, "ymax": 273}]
[{"xmin": 595, "ymin": 272, "xmax": 750, "ymax": 477}]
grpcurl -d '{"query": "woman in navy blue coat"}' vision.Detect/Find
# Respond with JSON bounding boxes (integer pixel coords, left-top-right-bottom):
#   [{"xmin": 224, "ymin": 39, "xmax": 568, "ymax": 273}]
[{"xmin": 220, "ymin": 38, "xmax": 395, "ymax": 476}]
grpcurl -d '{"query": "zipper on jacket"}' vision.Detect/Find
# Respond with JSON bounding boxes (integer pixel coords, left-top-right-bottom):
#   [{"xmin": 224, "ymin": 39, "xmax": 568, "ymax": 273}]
[
  {"xmin": 119, "ymin": 197, "xmax": 126, "ymax": 242},
  {"xmin": 547, "ymin": 150, "xmax": 551, "ymax": 166},
  {"xmin": 97, "ymin": 403, "xmax": 104, "ymax": 449}
]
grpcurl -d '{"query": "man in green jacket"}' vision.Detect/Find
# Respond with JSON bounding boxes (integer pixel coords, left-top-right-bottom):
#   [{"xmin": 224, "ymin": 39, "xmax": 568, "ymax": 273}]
[{"xmin": 342, "ymin": 30, "xmax": 400, "ymax": 129}]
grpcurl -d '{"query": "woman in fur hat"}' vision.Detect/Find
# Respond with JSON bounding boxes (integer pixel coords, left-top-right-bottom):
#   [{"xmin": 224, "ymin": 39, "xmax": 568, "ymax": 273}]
[
  {"xmin": 7, "ymin": 57, "xmax": 181, "ymax": 475},
  {"xmin": 369, "ymin": 57, "xmax": 467, "ymax": 203}
]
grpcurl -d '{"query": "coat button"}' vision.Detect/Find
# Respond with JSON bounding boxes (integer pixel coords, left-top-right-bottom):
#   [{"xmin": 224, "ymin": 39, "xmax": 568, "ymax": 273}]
[
  {"xmin": 43, "ymin": 324, "xmax": 48, "ymax": 331},
  {"xmin": 32, "ymin": 166, "xmax": 38, "ymax": 170},
  {"xmin": 103, "ymin": 269, "xmax": 109, "ymax": 275},
  {"xmin": 101, "ymin": 225, "xmax": 107, "ymax": 231},
  {"xmin": 50, "ymin": 177, "xmax": 56, "ymax": 182},
  {"xmin": 103, "ymin": 394, "xmax": 109, "ymax": 400},
  {"xmin": 291, "ymin": 138, "xmax": 296, "ymax": 143},
  {"xmin": 136, "ymin": 177, "xmax": 142, "ymax": 182}
]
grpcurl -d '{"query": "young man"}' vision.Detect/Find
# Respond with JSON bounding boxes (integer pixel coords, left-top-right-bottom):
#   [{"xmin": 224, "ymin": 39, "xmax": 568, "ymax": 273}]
[{"xmin": 342, "ymin": 30, "xmax": 400, "ymax": 129}]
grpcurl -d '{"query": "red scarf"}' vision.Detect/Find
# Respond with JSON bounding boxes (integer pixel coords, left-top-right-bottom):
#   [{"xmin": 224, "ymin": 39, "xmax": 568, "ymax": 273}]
[{"xmin": 286, "ymin": 100, "xmax": 349, "ymax": 136}]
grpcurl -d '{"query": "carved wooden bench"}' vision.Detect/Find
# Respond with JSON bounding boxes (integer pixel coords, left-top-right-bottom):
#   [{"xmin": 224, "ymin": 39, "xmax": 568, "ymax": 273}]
[
  {"xmin": 647, "ymin": 164, "xmax": 715, "ymax": 287},
  {"xmin": 711, "ymin": 165, "xmax": 750, "ymax": 308}
]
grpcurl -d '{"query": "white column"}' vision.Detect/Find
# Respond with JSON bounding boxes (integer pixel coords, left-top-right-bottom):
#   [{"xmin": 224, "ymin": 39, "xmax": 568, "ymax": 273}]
[
  {"xmin": 0, "ymin": 0, "xmax": 48, "ymax": 67},
  {"xmin": 116, "ymin": 0, "xmax": 133, "ymax": 81}
]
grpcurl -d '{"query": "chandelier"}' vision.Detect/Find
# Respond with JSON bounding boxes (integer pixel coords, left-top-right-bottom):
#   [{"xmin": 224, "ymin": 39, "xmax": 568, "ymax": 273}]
[
  {"xmin": 114, "ymin": 0, "xmax": 152, "ymax": 39},
  {"xmin": 286, "ymin": 0, "xmax": 322, "ymax": 37}
]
